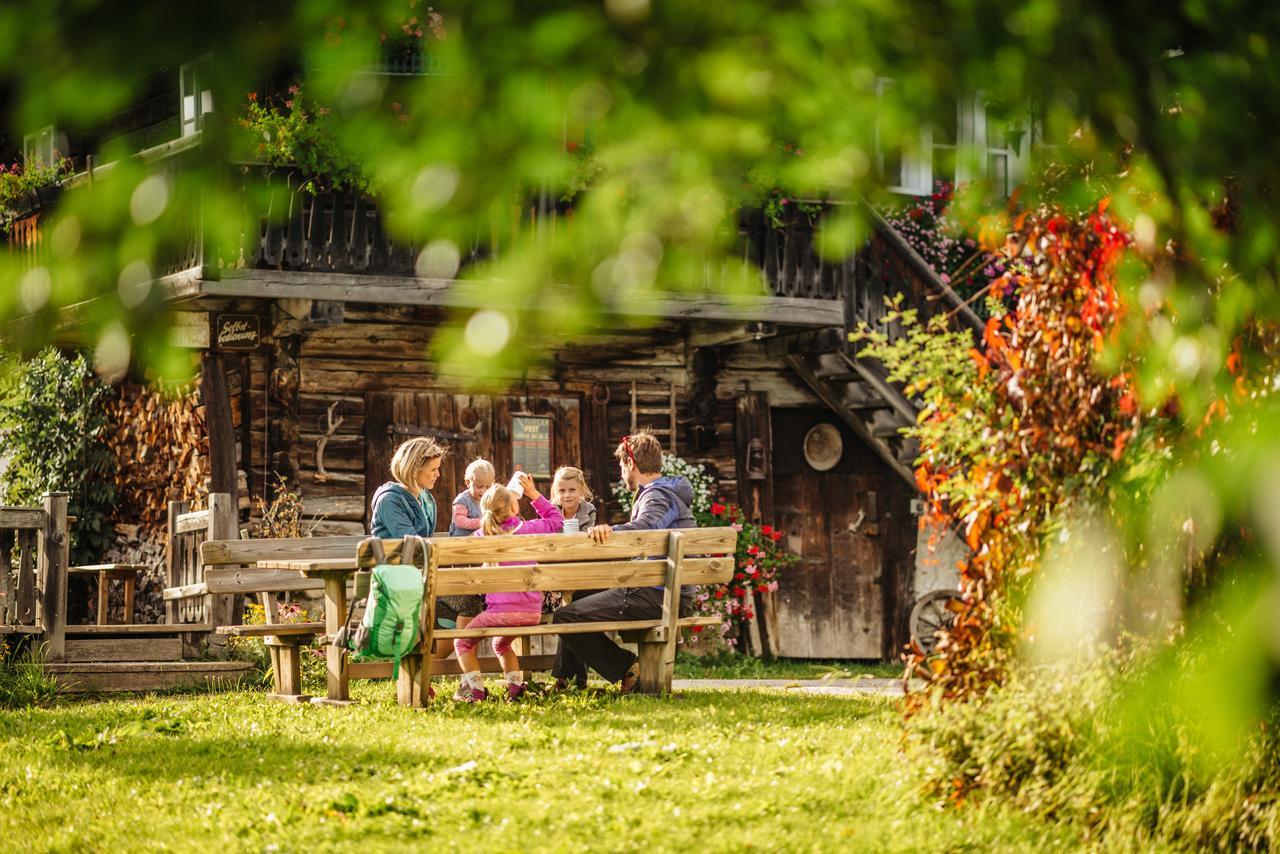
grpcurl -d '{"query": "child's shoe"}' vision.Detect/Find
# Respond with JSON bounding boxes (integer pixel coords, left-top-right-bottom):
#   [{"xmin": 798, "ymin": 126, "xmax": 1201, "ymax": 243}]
[
  {"xmin": 505, "ymin": 682, "xmax": 527, "ymax": 702},
  {"xmin": 453, "ymin": 682, "xmax": 487, "ymax": 703}
]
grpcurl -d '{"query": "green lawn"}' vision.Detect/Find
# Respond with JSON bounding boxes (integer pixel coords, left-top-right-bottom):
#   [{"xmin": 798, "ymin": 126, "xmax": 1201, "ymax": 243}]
[{"xmin": 0, "ymin": 682, "xmax": 1078, "ymax": 852}]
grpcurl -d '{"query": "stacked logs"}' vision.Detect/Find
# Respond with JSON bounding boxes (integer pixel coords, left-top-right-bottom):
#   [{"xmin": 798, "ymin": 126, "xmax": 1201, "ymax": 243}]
[{"xmin": 103, "ymin": 381, "xmax": 210, "ymax": 531}]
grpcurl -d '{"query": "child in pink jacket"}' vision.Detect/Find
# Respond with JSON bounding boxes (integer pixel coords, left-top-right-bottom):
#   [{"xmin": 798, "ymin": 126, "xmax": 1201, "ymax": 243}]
[{"xmin": 453, "ymin": 472, "xmax": 563, "ymax": 702}]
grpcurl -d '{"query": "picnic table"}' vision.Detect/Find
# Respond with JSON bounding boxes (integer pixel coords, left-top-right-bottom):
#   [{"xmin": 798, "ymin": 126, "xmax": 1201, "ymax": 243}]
[
  {"xmin": 254, "ymin": 557, "xmax": 360, "ymax": 703},
  {"xmin": 249, "ymin": 528, "xmax": 736, "ymax": 705},
  {"xmin": 68, "ymin": 563, "xmax": 145, "ymax": 625}
]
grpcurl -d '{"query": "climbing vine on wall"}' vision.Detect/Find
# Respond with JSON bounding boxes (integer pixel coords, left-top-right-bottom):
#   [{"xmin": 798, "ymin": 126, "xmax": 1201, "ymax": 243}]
[{"xmin": 859, "ymin": 201, "xmax": 1141, "ymax": 707}]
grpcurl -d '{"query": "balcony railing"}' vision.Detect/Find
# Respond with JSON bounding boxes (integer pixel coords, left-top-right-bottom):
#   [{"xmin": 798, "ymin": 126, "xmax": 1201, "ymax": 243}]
[{"xmin": 5, "ymin": 140, "xmax": 979, "ymax": 339}]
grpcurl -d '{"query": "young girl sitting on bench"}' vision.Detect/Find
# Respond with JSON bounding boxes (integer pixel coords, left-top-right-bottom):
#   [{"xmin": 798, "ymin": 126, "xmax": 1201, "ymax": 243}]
[{"xmin": 453, "ymin": 472, "xmax": 564, "ymax": 702}]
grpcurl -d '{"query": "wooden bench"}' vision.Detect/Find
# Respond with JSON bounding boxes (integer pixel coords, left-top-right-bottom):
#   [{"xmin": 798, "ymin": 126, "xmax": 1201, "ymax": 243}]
[
  {"xmin": 253, "ymin": 527, "xmax": 736, "ymax": 706},
  {"xmin": 200, "ymin": 534, "xmax": 554, "ymax": 700},
  {"xmin": 200, "ymin": 534, "xmax": 362, "ymax": 701}
]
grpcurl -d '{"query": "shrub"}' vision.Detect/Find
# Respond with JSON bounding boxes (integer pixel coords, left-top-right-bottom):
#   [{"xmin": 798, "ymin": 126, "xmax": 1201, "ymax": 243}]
[
  {"xmin": 0, "ymin": 348, "xmax": 116, "ymax": 564},
  {"xmin": 0, "ymin": 639, "xmax": 61, "ymax": 708},
  {"xmin": 0, "ymin": 156, "xmax": 73, "ymax": 226},
  {"xmin": 912, "ymin": 648, "xmax": 1280, "ymax": 850}
]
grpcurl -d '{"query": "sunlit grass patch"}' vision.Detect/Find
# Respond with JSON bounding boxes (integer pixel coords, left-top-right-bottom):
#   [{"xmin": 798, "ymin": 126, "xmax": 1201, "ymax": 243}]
[{"xmin": 0, "ymin": 683, "xmax": 1075, "ymax": 852}]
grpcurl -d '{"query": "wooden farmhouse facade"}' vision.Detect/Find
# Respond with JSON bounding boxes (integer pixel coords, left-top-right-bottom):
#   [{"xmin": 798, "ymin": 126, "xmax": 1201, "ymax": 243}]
[{"xmin": 3, "ymin": 74, "xmax": 984, "ymax": 663}]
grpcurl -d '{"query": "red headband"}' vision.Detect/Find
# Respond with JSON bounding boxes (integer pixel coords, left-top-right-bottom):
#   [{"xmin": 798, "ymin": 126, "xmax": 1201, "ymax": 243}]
[{"xmin": 622, "ymin": 435, "xmax": 637, "ymax": 467}]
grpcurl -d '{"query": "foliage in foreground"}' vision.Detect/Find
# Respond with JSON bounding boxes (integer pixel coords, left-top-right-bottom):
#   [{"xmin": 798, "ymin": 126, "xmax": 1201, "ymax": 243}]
[
  {"xmin": 0, "ymin": 348, "xmax": 116, "ymax": 564},
  {"xmin": 0, "ymin": 686, "xmax": 1076, "ymax": 852},
  {"xmin": 912, "ymin": 640, "xmax": 1280, "ymax": 851}
]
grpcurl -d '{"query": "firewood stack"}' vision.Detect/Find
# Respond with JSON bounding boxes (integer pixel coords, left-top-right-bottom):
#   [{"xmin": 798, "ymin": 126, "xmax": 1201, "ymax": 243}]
[{"xmin": 104, "ymin": 382, "xmax": 211, "ymax": 532}]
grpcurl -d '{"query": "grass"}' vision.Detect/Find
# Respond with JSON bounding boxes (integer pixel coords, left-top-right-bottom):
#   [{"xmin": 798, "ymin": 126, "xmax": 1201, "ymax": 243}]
[
  {"xmin": 0, "ymin": 681, "xmax": 1080, "ymax": 852},
  {"xmin": 673, "ymin": 652, "xmax": 902, "ymax": 680}
]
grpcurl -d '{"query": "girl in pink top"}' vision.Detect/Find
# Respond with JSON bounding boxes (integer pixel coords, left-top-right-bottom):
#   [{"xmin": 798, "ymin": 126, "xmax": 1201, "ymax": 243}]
[{"xmin": 453, "ymin": 472, "xmax": 563, "ymax": 702}]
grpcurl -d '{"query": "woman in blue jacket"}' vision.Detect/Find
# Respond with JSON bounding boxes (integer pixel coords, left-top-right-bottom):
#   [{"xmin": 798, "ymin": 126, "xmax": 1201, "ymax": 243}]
[
  {"xmin": 370, "ymin": 436, "xmax": 482, "ymax": 628},
  {"xmin": 370, "ymin": 437, "xmax": 446, "ymax": 538}
]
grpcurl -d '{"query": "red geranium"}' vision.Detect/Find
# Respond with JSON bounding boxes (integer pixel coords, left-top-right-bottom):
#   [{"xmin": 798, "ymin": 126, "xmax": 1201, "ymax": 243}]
[
  {"xmin": 711, "ymin": 502, "xmax": 726, "ymax": 516},
  {"xmin": 747, "ymin": 545, "xmax": 760, "ymax": 556},
  {"xmin": 769, "ymin": 530, "xmax": 784, "ymax": 542},
  {"xmin": 761, "ymin": 525, "xmax": 773, "ymax": 535}
]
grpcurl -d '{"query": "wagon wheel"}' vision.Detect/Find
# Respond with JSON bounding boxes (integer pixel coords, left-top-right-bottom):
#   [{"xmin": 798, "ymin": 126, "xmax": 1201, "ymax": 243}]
[{"xmin": 909, "ymin": 589, "xmax": 963, "ymax": 655}]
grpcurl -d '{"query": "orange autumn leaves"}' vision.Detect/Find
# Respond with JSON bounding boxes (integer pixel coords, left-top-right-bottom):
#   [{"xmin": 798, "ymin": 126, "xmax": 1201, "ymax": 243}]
[{"xmin": 907, "ymin": 201, "xmax": 1140, "ymax": 708}]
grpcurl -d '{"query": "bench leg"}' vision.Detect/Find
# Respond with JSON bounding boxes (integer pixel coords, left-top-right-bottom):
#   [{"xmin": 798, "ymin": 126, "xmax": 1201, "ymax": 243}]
[
  {"xmin": 636, "ymin": 641, "xmax": 671, "ymax": 695},
  {"xmin": 97, "ymin": 571, "xmax": 109, "ymax": 625},
  {"xmin": 275, "ymin": 645, "xmax": 303, "ymax": 697},
  {"xmin": 397, "ymin": 654, "xmax": 426, "ymax": 707},
  {"xmin": 122, "ymin": 575, "xmax": 136, "ymax": 625},
  {"xmin": 263, "ymin": 638, "xmax": 311, "ymax": 703}
]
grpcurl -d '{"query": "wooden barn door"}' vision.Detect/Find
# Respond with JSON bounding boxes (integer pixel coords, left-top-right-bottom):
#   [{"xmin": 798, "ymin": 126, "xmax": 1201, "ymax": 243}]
[
  {"xmin": 769, "ymin": 409, "xmax": 908, "ymax": 660},
  {"xmin": 364, "ymin": 391, "xmax": 582, "ymax": 532}
]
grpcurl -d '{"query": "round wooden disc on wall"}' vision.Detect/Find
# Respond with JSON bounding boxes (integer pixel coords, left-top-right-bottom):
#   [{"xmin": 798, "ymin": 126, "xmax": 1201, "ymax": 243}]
[{"xmin": 803, "ymin": 423, "xmax": 843, "ymax": 471}]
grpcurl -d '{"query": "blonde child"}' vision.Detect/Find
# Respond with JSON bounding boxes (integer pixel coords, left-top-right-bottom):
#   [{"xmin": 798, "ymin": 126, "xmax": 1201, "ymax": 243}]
[
  {"xmin": 449, "ymin": 458, "xmax": 496, "ymax": 537},
  {"xmin": 453, "ymin": 472, "xmax": 564, "ymax": 702},
  {"xmin": 551, "ymin": 466, "xmax": 596, "ymax": 534}
]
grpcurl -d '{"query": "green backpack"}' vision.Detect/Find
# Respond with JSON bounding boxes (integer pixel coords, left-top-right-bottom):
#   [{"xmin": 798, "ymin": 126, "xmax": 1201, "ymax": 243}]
[{"xmin": 341, "ymin": 536, "xmax": 427, "ymax": 679}]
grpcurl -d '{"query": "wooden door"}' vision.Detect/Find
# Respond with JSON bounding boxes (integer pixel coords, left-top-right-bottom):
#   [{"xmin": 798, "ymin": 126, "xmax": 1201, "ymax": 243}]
[
  {"xmin": 769, "ymin": 408, "xmax": 907, "ymax": 660},
  {"xmin": 365, "ymin": 390, "xmax": 582, "ymax": 532}
]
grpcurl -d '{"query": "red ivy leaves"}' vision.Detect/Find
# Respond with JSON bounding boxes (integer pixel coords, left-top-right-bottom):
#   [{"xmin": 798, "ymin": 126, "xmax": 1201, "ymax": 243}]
[{"xmin": 905, "ymin": 200, "xmax": 1141, "ymax": 715}]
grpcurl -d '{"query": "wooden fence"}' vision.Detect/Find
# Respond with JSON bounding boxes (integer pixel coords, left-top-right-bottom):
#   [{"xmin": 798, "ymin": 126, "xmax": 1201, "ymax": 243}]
[
  {"xmin": 164, "ymin": 493, "xmax": 236, "ymax": 630},
  {"xmin": 0, "ymin": 493, "xmax": 70, "ymax": 660}
]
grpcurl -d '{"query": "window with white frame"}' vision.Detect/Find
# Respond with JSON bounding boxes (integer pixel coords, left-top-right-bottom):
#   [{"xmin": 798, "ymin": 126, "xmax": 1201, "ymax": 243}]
[
  {"xmin": 180, "ymin": 59, "xmax": 214, "ymax": 137},
  {"xmin": 23, "ymin": 126, "xmax": 55, "ymax": 166},
  {"xmin": 877, "ymin": 83, "xmax": 1029, "ymax": 197}
]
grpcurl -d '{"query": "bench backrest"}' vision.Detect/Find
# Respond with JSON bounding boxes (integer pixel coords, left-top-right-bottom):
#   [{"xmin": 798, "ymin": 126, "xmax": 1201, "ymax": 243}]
[
  {"xmin": 200, "ymin": 535, "xmax": 364, "ymax": 595},
  {"xmin": 356, "ymin": 529, "xmax": 738, "ymax": 597}
]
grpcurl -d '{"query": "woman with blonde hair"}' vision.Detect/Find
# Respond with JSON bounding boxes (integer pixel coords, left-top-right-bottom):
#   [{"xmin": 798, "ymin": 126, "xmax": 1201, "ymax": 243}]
[
  {"xmin": 370, "ymin": 437, "xmax": 447, "ymax": 538},
  {"xmin": 452, "ymin": 472, "xmax": 563, "ymax": 702}
]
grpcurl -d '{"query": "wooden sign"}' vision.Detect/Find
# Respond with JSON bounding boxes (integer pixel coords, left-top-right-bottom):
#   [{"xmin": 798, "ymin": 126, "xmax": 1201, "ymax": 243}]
[
  {"xmin": 213, "ymin": 314, "xmax": 261, "ymax": 350},
  {"xmin": 511, "ymin": 415, "xmax": 553, "ymax": 478}
]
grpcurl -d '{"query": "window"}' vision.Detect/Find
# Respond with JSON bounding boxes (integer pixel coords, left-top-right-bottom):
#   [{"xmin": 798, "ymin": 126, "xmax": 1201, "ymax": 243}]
[
  {"xmin": 876, "ymin": 83, "xmax": 1031, "ymax": 197},
  {"xmin": 180, "ymin": 59, "xmax": 214, "ymax": 137},
  {"xmin": 876, "ymin": 78, "xmax": 932, "ymax": 195},
  {"xmin": 23, "ymin": 126, "xmax": 55, "ymax": 166}
]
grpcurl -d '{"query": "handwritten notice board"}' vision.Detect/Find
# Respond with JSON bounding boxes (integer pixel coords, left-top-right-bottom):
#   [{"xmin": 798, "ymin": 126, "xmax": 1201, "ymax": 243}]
[{"xmin": 511, "ymin": 415, "xmax": 553, "ymax": 478}]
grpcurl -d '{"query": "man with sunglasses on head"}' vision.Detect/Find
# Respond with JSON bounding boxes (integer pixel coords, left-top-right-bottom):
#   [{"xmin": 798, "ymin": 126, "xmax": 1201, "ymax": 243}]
[{"xmin": 551, "ymin": 428, "xmax": 696, "ymax": 693}]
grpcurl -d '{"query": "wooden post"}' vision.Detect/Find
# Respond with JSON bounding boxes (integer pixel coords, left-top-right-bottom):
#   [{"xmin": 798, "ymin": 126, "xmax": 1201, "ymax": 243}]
[
  {"xmin": 321, "ymin": 573, "xmax": 351, "ymax": 703},
  {"xmin": 267, "ymin": 331, "xmax": 301, "ymax": 497},
  {"xmin": 413, "ymin": 539, "xmax": 439, "ymax": 707},
  {"xmin": 637, "ymin": 531, "xmax": 684, "ymax": 695},
  {"xmin": 165, "ymin": 500, "xmax": 186, "ymax": 625},
  {"xmin": 363, "ymin": 393, "xmax": 394, "ymax": 529},
  {"xmin": 206, "ymin": 493, "xmax": 236, "ymax": 644},
  {"xmin": 38, "ymin": 492, "xmax": 69, "ymax": 661},
  {"xmin": 735, "ymin": 391, "xmax": 777, "ymax": 660},
  {"xmin": 201, "ymin": 352, "xmax": 239, "ymax": 508}
]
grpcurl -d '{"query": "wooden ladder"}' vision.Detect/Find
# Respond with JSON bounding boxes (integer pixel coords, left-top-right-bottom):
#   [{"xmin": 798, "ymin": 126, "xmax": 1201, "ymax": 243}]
[{"xmin": 629, "ymin": 381, "xmax": 679, "ymax": 454}]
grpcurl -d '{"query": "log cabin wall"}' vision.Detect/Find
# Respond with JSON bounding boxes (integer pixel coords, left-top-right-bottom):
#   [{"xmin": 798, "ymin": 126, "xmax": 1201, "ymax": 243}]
[
  {"xmin": 222, "ymin": 300, "xmax": 914, "ymax": 659},
  {"xmin": 234, "ymin": 303, "xmax": 824, "ymax": 537}
]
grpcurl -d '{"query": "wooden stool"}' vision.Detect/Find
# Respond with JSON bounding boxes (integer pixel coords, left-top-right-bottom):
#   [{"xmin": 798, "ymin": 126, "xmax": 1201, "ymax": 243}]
[{"xmin": 68, "ymin": 564, "xmax": 145, "ymax": 625}]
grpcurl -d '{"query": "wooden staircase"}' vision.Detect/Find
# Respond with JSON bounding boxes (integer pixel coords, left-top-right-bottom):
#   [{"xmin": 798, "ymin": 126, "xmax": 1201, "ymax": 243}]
[
  {"xmin": 47, "ymin": 624, "xmax": 254, "ymax": 693},
  {"xmin": 760, "ymin": 203, "xmax": 984, "ymax": 485}
]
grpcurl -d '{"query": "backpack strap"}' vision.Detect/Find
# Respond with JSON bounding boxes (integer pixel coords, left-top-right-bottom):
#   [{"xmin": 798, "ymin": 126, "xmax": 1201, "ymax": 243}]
[{"xmin": 361, "ymin": 536, "xmax": 387, "ymax": 566}]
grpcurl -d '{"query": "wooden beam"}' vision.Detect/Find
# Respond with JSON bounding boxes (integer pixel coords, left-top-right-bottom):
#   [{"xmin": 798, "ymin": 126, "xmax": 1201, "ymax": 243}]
[
  {"xmin": 0, "ymin": 508, "xmax": 46, "ymax": 529},
  {"xmin": 198, "ymin": 270, "xmax": 845, "ymax": 327}
]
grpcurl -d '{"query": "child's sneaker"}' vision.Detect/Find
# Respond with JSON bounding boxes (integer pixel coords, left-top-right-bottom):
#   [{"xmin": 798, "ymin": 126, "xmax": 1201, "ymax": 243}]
[
  {"xmin": 505, "ymin": 682, "xmax": 527, "ymax": 702},
  {"xmin": 453, "ymin": 683, "xmax": 487, "ymax": 703}
]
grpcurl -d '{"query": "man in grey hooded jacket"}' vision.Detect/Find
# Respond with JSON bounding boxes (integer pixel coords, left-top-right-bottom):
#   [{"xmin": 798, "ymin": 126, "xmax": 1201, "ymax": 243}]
[{"xmin": 552, "ymin": 429, "xmax": 696, "ymax": 692}]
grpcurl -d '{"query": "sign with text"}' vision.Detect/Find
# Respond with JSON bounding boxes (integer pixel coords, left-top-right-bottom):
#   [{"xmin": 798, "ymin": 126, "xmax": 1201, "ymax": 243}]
[
  {"xmin": 511, "ymin": 415, "xmax": 553, "ymax": 478},
  {"xmin": 213, "ymin": 314, "xmax": 261, "ymax": 350}
]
